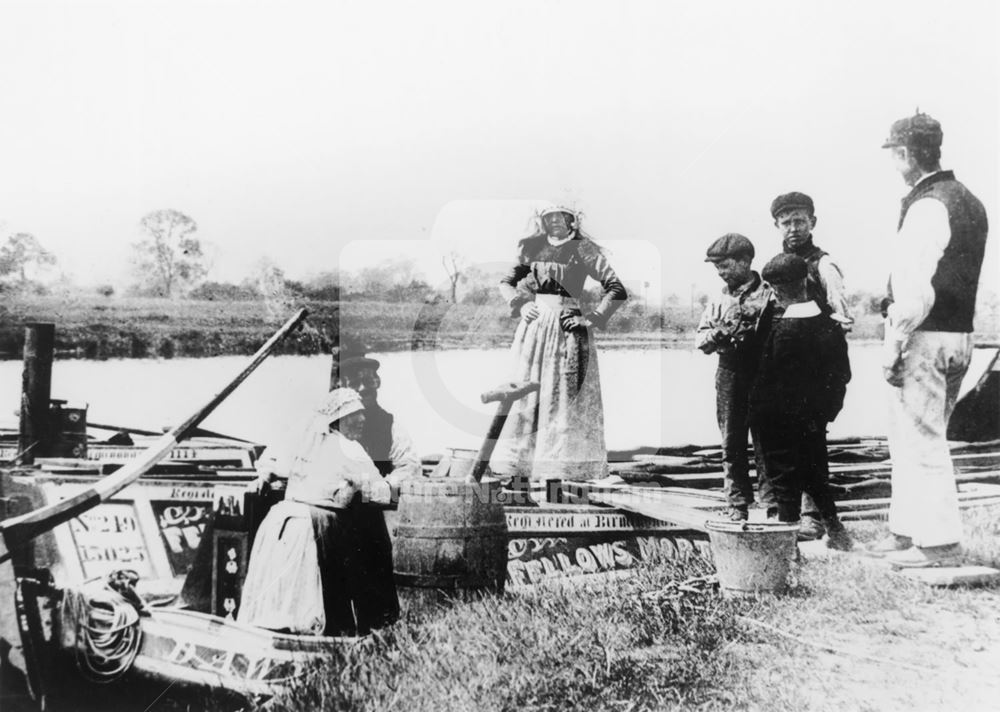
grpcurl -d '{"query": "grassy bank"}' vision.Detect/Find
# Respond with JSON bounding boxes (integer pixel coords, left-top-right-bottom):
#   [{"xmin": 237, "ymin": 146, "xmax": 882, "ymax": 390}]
[
  {"xmin": 261, "ymin": 506, "xmax": 1000, "ymax": 712},
  {"xmin": 0, "ymin": 294, "xmax": 994, "ymax": 360}
]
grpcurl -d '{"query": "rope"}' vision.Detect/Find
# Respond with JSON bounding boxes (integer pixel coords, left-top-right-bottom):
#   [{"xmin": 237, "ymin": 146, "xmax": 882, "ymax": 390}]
[{"xmin": 61, "ymin": 578, "xmax": 143, "ymax": 683}]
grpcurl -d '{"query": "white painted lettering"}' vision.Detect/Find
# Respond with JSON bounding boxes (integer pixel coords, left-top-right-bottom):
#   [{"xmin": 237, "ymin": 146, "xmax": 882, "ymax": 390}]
[
  {"xmin": 611, "ymin": 541, "xmax": 634, "ymax": 566},
  {"xmin": 575, "ymin": 547, "xmax": 598, "ymax": 572}
]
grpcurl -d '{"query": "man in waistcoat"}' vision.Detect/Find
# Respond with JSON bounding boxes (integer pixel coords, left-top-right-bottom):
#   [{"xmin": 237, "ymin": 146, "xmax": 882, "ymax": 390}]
[
  {"xmin": 335, "ymin": 350, "xmax": 420, "ymax": 627},
  {"xmin": 769, "ymin": 191, "xmax": 853, "ymax": 541},
  {"xmin": 876, "ymin": 112, "xmax": 989, "ymax": 568}
]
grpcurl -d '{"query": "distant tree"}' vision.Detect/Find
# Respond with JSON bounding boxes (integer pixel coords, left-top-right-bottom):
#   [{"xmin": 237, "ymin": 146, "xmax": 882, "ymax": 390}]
[
  {"xmin": 132, "ymin": 209, "xmax": 207, "ymax": 297},
  {"xmin": 302, "ymin": 271, "xmax": 342, "ymax": 301},
  {"xmin": 386, "ymin": 279, "xmax": 432, "ymax": 303},
  {"xmin": 346, "ymin": 258, "xmax": 421, "ymax": 300},
  {"xmin": 96, "ymin": 284, "xmax": 115, "ymax": 298},
  {"xmin": 442, "ymin": 251, "xmax": 466, "ymax": 303},
  {"xmin": 188, "ymin": 281, "xmax": 258, "ymax": 301},
  {"xmin": 460, "ymin": 265, "xmax": 501, "ymax": 305},
  {"xmin": 250, "ymin": 258, "xmax": 288, "ymax": 300},
  {"xmin": 0, "ymin": 232, "xmax": 57, "ymax": 284}
]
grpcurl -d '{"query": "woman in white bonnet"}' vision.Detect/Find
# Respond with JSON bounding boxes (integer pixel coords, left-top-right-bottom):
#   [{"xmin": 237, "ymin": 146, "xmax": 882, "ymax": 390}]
[
  {"xmin": 239, "ymin": 388, "xmax": 398, "ymax": 636},
  {"xmin": 492, "ymin": 204, "xmax": 627, "ymax": 486}
]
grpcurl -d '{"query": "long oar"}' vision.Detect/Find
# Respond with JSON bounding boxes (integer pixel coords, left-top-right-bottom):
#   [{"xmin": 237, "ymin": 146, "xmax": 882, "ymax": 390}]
[{"xmin": 0, "ymin": 308, "xmax": 308, "ymax": 564}]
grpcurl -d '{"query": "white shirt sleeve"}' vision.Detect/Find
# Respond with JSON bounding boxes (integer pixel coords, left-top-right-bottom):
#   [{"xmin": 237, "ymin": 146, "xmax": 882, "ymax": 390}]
[
  {"xmin": 385, "ymin": 420, "xmax": 421, "ymax": 488},
  {"xmin": 816, "ymin": 255, "xmax": 853, "ymax": 329},
  {"xmin": 885, "ymin": 198, "xmax": 951, "ymax": 349},
  {"xmin": 337, "ymin": 436, "xmax": 393, "ymax": 505}
]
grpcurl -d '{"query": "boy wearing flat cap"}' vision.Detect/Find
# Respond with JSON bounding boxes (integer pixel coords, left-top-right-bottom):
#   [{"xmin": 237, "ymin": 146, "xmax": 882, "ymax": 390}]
[
  {"xmin": 750, "ymin": 253, "xmax": 852, "ymax": 550},
  {"xmin": 877, "ymin": 112, "xmax": 989, "ymax": 568},
  {"xmin": 696, "ymin": 233, "xmax": 772, "ymax": 521},
  {"xmin": 770, "ymin": 191, "xmax": 853, "ymax": 330},
  {"xmin": 770, "ymin": 191, "xmax": 853, "ymax": 539}
]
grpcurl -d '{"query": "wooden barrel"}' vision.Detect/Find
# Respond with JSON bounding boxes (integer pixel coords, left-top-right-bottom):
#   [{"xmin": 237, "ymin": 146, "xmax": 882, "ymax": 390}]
[{"xmin": 393, "ymin": 478, "xmax": 508, "ymax": 593}]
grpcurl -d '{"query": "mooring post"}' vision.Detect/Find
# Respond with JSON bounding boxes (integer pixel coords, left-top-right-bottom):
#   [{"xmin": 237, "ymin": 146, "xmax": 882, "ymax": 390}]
[{"xmin": 19, "ymin": 323, "xmax": 55, "ymax": 464}]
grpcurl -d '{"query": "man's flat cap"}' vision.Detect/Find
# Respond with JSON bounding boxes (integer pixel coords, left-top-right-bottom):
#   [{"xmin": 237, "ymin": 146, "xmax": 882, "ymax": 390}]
[
  {"xmin": 881, "ymin": 112, "xmax": 943, "ymax": 149},
  {"xmin": 770, "ymin": 192, "xmax": 815, "ymax": 219},
  {"xmin": 761, "ymin": 253, "xmax": 808, "ymax": 285},
  {"xmin": 705, "ymin": 233, "xmax": 755, "ymax": 262}
]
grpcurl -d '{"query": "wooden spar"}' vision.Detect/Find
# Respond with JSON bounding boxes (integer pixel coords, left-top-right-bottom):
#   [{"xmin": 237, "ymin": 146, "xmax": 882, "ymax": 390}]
[
  {"xmin": 18, "ymin": 324, "xmax": 55, "ymax": 465},
  {"xmin": 587, "ymin": 486, "xmax": 711, "ymax": 533},
  {"xmin": 467, "ymin": 381, "xmax": 539, "ymax": 483},
  {"xmin": 0, "ymin": 308, "xmax": 308, "ymax": 563}
]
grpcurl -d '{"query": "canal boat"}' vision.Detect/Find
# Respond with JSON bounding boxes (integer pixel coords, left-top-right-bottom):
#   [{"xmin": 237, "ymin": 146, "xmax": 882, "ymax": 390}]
[{"xmin": 1, "ymin": 323, "xmax": 998, "ymax": 708}]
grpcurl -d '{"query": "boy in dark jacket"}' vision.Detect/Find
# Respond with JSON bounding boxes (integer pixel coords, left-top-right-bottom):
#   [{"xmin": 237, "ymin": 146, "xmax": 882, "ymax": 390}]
[{"xmin": 750, "ymin": 254, "xmax": 853, "ymax": 550}]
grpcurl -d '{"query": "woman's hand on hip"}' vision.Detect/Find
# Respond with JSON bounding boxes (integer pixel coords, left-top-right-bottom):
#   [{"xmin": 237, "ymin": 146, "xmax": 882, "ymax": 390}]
[
  {"xmin": 520, "ymin": 302, "xmax": 540, "ymax": 322},
  {"xmin": 560, "ymin": 313, "xmax": 592, "ymax": 332}
]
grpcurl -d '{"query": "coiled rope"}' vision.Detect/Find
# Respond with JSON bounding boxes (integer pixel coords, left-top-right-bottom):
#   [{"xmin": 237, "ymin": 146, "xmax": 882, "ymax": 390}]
[{"xmin": 61, "ymin": 576, "xmax": 143, "ymax": 683}]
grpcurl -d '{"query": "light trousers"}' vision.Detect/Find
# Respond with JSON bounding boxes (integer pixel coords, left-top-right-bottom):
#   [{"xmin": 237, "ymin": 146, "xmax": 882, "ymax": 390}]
[{"xmin": 887, "ymin": 331, "xmax": 973, "ymax": 547}]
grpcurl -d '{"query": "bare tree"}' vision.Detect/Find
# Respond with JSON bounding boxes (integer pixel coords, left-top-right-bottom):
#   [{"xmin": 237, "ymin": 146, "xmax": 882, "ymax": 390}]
[
  {"xmin": 442, "ymin": 251, "xmax": 466, "ymax": 303},
  {"xmin": 132, "ymin": 209, "xmax": 207, "ymax": 297},
  {"xmin": 0, "ymin": 232, "xmax": 57, "ymax": 284}
]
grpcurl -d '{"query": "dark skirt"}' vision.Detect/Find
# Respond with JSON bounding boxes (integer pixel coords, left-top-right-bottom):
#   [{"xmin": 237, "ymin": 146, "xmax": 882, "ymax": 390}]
[{"xmin": 309, "ymin": 501, "xmax": 399, "ymax": 636}]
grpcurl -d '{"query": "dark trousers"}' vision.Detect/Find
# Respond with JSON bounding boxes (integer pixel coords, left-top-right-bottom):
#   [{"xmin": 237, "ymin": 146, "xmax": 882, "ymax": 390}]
[
  {"xmin": 755, "ymin": 419, "xmax": 840, "ymax": 524},
  {"xmin": 309, "ymin": 506, "xmax": 364, "ymax": 636},
  {"xmin": 716, "ymin": 366, "xmax": 768, "ymax": 508},
  {"xmin": 349, "ymin": 503, "xmax": 401, "ymax": 633},
  {"xmin": 309, "ymin": 502, "xmax": 400, "ymax": 636}
]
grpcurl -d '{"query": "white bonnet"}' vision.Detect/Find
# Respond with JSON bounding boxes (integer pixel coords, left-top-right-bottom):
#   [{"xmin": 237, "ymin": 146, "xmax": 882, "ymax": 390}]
[{"xmin": 316, "ymin": 387, "xmax": 364, "ymax": 424}]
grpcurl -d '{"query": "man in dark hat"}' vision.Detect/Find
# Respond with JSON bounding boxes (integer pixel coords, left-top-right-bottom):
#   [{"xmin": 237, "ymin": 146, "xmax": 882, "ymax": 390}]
[
  {"xmin": 877, "ymin": 112, "xmax": 989, "ymax": 568},
  {"xmin": 332, "ymin": 346, "xmax": 419, "ymax": 629},
  {"xmin": 696, "ymin": 233, "xmax": 772, "ymax": 521},
  {"xmin": 769, "ymin": 191, "xmax": 853, "ymax": 540},
  {"xmin": 750, "ymin": 253, "xmax": 852, "ymax": 550}
]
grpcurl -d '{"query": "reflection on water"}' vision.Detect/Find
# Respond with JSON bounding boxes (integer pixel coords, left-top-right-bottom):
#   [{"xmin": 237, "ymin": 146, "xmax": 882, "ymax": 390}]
[{"xmin": 0, "ymin": 345, "xmax": 992, "ymax": 456}]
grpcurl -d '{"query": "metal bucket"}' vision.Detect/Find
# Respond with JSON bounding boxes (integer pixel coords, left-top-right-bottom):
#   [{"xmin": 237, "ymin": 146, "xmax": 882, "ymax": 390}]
[{"xmin": 705, "ymin": 520, "xmax": 799, "ymax": 597}]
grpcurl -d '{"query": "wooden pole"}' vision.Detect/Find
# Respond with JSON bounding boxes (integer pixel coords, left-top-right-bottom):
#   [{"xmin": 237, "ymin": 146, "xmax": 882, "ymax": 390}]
[
  {"xmin": 467, "ymin": 381, "xmax": 540, "ymax": 483},
  {"xmin": 18, "ymin": 323, "xmax": 55, "ymax": 465}
]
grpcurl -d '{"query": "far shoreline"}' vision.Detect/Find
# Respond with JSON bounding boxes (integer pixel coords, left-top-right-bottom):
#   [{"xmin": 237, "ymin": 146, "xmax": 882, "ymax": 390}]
[{"xmin": 0, "ymin": 294, "xmax": 996, "ymax": 361}]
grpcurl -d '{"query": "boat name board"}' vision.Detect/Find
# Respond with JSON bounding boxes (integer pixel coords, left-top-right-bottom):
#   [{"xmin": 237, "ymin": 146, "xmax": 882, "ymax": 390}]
[
  {"xmin": 505, "ymin": 509, "xmax": 682, "ymax": 533},
  {"xmin": 44, "ymin": 480, "xmax": 246, "ymax": 581},
  {"xmin": 69, "ymin": 503, "xmax": 153, "ymax": 578},
  {"xmin": 0, "ymin": 446, "xmax": 252, "ymax": 464},
  {"xmin": 86, "ymin": 446, "xmax": 252, "ymax": 464},
  {"xmin": 506, "ymin": 533, "xmax": 709, "ymax": 588}
]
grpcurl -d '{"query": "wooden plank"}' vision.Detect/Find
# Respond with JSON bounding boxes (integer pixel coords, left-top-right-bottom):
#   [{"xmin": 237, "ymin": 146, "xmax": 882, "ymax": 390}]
[
  {"xmin": 896, "ymin": 566, "xmax": 1000, "ymax": 587},
  {"xmin": 585, "ymin": 483, "xmax": 1000, "ymax": 529},
  {"xmin": 588, "ymin": 489, "xmax": 711, "ymax": 532},
  {"xmin": 612, "ymin": 452, "xmax": 1000, "ymax": 490}
]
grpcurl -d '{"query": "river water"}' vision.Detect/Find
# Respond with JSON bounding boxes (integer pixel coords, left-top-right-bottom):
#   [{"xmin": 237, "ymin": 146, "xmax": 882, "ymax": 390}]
[{"xmin": 0, "ymin": 344, "xmax": 992, "ymax": 457}]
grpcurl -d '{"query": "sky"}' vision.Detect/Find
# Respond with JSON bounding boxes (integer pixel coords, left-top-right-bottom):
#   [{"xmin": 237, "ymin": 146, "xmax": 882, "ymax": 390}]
[{"xmin": 0, "ymin": 0, "xmax": 997, "ymax": 300}]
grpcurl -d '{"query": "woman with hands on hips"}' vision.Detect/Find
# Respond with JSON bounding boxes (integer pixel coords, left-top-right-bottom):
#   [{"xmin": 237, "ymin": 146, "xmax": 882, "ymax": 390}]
[{"xmin": 492, "ymin": 204, "xmax": 627, "ymax": 485}]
